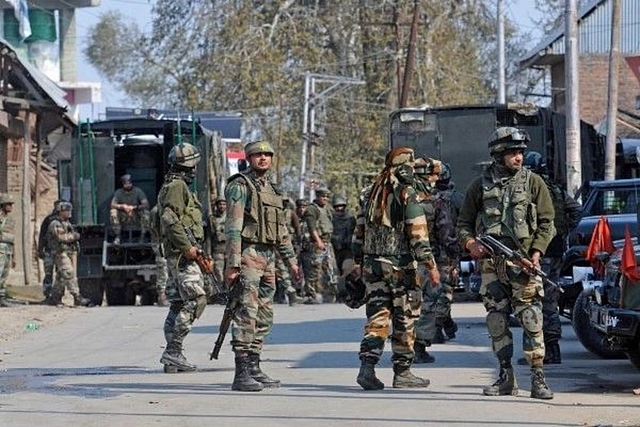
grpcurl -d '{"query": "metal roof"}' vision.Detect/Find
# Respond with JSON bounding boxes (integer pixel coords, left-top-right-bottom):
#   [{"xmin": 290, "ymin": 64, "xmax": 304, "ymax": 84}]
[{"xmin": 520, "ymin": 0, "xmax": 640, "ymax": 68}]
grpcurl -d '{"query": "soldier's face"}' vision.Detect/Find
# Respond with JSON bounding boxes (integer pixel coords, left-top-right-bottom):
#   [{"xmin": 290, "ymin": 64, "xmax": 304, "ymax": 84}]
[
  {"xmin": 216, "ymin": 201, "xmax": 227, "ymax": 213},
  {"xmin": 2, "ymin": 203, "xmax": 13, "ymax": 213},
  {"xmin": 60, "ymin": 209, "xmax": 71, "ymax": 219},
  {"xmin": 297, "ymin": 206, "xmax": 307, "ymax": 216},
  {"xmin": 248, "ymin": 152, "xmax": 273, "ymax": 173},
  {"xmin": 334, "ymin": 205, "xmax": 346, "ymax": 213},
  {"xmin": 316, "ymin": 194, "xmax": 330, "ymax": 206},
  {"xmin": 503, "ymin": 149, "xmax": 524, "ymax": 172}
]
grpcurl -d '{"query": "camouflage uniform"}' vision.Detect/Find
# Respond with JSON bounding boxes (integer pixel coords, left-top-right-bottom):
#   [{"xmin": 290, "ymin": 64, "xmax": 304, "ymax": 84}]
[
  {"xmin": 331, "ymin": 199, "xmax": 356, "ymax": 276},
  {"xmin": 149, "ymin": 204, "xmax": 169, "ymax": 306},
  {"xmin": 353, "ymin": 147, "xmax": 436, "ymax": 390},
  {"xmin": 458, "ymin": 127, "xmax": 555, "ymax": 399},
  {"xmin": 225, "ymin": 140, "xmax": 298, "ymax": 391},
  {"xmin": 274, "ymin": 203, "xmax": 302, "ymax": 305},
  {"xmin": 158, "ymin": 143, "xmax": 207, "ymax": 373},
  {"xmin": 110, "ymin": 175, "xmax": 151, "ymax": 243},
  {"xmin": 303, "ymin": 191, "xmax": 338, "ymax": 303},
  {"xmin": 209, "ymin": 201, "xmax": 227, "ymax": 289},
  {"xmin": 412, "ymin": 158, "xmax": 461, "ymax": 361},
  {"xmin": 0, "ymin": 194, "xmax": 15, "ymax": 306},
  {"xmin": 46, "ymin": 202, "xmax": 89, "ymax": 307},
  {"xmin": 38, "ymin": 201, "xmax": 62, "ymax": 298}
]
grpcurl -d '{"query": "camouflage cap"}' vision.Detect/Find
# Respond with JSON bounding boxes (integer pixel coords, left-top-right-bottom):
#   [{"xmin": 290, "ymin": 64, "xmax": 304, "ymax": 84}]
[
  {"xmin": 385, "ymin": 147, "xmax": 414, "ymax": 167},
  {"xmin": 0, "ymin": 193, "xmax": 14, "ymax": 205},
  {"xmin": 215, "ymin": 197, "xmax": 227, "ymax": 204},
  {"xmin": 245, "ymin": 141, "xmax": 275, "ymax": 157},
  {"xmin": 315, "ymin": 187, "xmax": 331, "ymax": 197},
  {"xmin": 120, "ymin": 174, "xmax": 132, "ymax": 184}
]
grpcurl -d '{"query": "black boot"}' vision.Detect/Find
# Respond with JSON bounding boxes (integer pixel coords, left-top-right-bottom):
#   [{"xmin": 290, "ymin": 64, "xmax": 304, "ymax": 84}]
[
  {"xmin": 160, "ymin": 342, "xmax": 197, "ymax": 373},
  {"xmin": 483, "ymin": 366, "xmax": 518, "ymax": 396},
  {"xmin": 232, "ymin": 353, "xmax": 264, "ymax": 391},
  {"xmin": 0, "ymin": 296, "xmax": 15, "ymax": 307},
  {"xmin": 287, "ymin": 291, "xmax": 303, "ymax": 306},
  {"xmin": 414, "ymin": 341, "xmax": 435, "ymax": 364},
  {"xmin": 392, "ymin": 364, "xmax": 430, "ymax": 388},
  {"xmin": 443, "ymin": 317, "xmax": 458, "ymax": 340},
  {"xmin": 543, "ymin": 342, "xmax": 562, "ymax": 365},
  {"xmin": 432, "ymin": 328, "xmax": 446, "ymax": 344},
  {"xmin": 248, "ymin": 353, "xmax": 280, "ymax": 388},
  {"xmin": 530, "ymin": 367, "xmax": 554, "ymax": 400},
  {"xmin": 72, "ymin": 294, "xmax": 91, "ymax": 307},
  {"xmin": 356, "ymin": 357, "xmax": 384, "ymax": 390}
]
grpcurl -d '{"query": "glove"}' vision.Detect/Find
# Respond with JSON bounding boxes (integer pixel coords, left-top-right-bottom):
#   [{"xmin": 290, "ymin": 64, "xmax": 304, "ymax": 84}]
[{"xmin": 466, "ymin": 240, "xmax": 488, "ymax": 259}]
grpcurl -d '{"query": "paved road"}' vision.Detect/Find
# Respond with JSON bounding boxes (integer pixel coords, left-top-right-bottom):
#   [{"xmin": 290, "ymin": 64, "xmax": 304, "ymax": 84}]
[{"xmin": 1, "ymin": 301, "xmax": 639, "ymax": 427}]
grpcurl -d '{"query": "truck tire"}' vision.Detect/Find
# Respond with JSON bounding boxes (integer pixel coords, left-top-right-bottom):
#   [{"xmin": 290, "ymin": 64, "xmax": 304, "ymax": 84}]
[
  {"xmin": 626, "ymin": 341, "xmax": 640, "ymax": 371},
  {"xmin": 78, "ymin": 279, "xmax": 104, "ymax": 307},
  {"xmin": 572, "ymin": 289, "xmax": 625, "ymax": 359}
]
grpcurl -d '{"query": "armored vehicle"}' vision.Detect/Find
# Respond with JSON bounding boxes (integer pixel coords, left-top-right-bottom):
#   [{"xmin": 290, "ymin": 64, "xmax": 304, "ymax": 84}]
[{"xmin": 62, "ymin": 118, "xmax": 226, "ymax": 306}]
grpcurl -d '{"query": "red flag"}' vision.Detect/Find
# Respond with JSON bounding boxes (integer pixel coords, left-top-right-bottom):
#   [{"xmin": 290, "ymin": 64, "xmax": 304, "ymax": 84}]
[
  {"xmin": 622, "ymin": 225, "xmax": 640, "ymax": 282},
  {"xmin": 585, "ymin": 216, "xmax": 615, "ymax": 276}
]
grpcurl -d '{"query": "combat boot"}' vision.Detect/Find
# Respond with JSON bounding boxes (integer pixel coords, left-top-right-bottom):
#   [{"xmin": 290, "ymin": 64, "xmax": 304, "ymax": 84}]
[
  {"xmin": 287, "ymin": 291, "xmax": 303, "ymax": 306},
  {"xmin": 248, "ymin": 353, "xmax": 280, "ymax": 388},
  {"xmin": 157, "ymin": 292, "xmax": 169, "ymax": 307},
  {"xmin": 72, "ymin": 294, "xmax": 91, "ymax": 307},
  {"xmin": 432, "ymin": 328, "xmax": 446, "ymax": 344},
  {"xmin": 0, "ymin": 296, "xmax": 15, "ymax": 307},
  {"xmin": 160, "ymin": 343, "xmax": 197, "ymax": 373},
  {"xmin": 232, "ymin": 353, "xmax": 264, "ymax": 391},
  {"xmin": 530, "ymin": 367, "xmax": 554, "ymax": 400},
  {"xmin": 543, "ymin": 342, "xmax": 562, "ymax": 365},
  {"xmin": 443, "ymin": 317, "xmax": 458, "ymax": 340},
  {"xmin": 413, "ymin": 342, "xmax": 436, "ymax": 364},
  {"xmin": 482, "ymin": 367, "xmax": 518, "ymax": 396},
  {"xmin": 356, "ymin": 357, "xmax": 384, "ymax": 390},
  {"xmin": 392, "ymin": 365, "xmax": 430, "ymax": 388}
]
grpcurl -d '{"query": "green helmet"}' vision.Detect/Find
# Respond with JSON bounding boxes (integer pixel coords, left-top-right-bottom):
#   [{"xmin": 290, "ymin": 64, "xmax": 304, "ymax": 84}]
[
  {"xmin": 56, "ymin": 201, "xmax": 73, "ymax": 212},
  {"xmin": 244, "ymin": 141, "xmax": 275, "ymax": 157},
  {"xmin": 488, "ymin": 127, "xmax": 529, "ymax": 155},
  {"xmin": 333, "ymin": 197, "xmax": 347, "ymax": 207},
  {"xmin": 0, "ymin": 193, "xmax": 13, "ymax": 205},
  {"xmin": 168, "ymin": 143, "xmax": 201, "ymax": 168}
]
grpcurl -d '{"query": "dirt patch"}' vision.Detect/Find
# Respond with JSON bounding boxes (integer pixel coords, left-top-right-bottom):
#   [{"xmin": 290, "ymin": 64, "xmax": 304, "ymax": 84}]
[{"xmin": 0, "ymin": 297, "xmax": 81, "ymax": 343}]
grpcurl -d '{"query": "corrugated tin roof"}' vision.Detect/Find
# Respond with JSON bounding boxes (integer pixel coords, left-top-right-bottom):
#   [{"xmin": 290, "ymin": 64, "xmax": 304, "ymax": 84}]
[
  {"xmin": 520, "ymin": 0, "xmax": 640, "ymax": 68},
  {"xmin": 0, "ymin": 36, "xmax": 74, "ymax": 124}
]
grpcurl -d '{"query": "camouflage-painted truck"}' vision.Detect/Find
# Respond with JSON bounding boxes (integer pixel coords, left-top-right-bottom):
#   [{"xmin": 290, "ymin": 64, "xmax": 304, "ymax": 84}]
[{"xmin": 63, "ymin": 118, "xmax": 226, "ymax": 306}]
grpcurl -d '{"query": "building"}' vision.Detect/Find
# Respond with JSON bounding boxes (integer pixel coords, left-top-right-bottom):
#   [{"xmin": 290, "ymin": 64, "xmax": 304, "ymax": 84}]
[{"xmin": 520, "ymin": 0, "xmax": 640, "ymax": 135}]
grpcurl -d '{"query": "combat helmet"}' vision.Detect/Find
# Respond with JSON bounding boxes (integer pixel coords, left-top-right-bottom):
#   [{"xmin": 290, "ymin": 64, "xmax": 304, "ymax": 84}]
[
  {"xmin": 488, "ymin": 127, "xmax": 529, "ymax": 155},
  {"xmin": 523, "ymin": 151, "xmax": 545, "ymax": 173},
  {"xmin": 168, "ymin": 143, "xmax": 201, "ymax": 168},
  {"xmin": 0, "ymin": 193, "xmax": 13, "ymax": 205},
  {"xmin": 413, "ymin": 157, "xmax": 442, "ymax": 176},
  {"xmin": 333, "ymin": 196, "xmax": 347, "ymax": 207},
  {"xmin": 437, "ymin": 163, "xmax": 452, "ymax": 184},
  {"xmin": 244, "ymin": 141, "xmax": 275, "ymax": 157},
  {"xmin": 56, "ymin": 201, "xmax": 73, "ymax": 212}
]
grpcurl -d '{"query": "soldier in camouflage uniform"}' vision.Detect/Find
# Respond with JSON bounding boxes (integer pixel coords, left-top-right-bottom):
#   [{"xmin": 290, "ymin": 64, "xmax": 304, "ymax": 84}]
[
  {"xmin": 353, "ymin": 147, "xmax": 440, "ymax": 390},
  {"xmin": 457, "ymin": 127, "xmax": 556, "ymax": 400},
  {"xmin": 224, "ymin": 140, "xmax": 300, "ymax": 392},
  {"xmin": 46, "ymin": 201, "xmax": 90, "ymax": 307},
  {"xmin": 303, "ymin": 187, "xmax": 338, "ymax": 303},
  {"xmin": 38, "ymin": 200, "xmax": 63, "ymax": 299},
  {"xmin": 149, "ymin": 204, "xmax": 169, "ymax": 307},
  {"xmin": 110, "ymin": 174, "xmax": 150, "ymax": 245},
  {"xmin": 274, "ymin": 198, "xmax": 303, "ymax": 305},
  {"xmin": 209, "ymin": 197, "xmax": 228, "ymax": 290},
  {"xmin": 157, "ymin": 143, "xmax": 208, "ymax": 373},
  {"xmin": 0, "ymin": 194, "xmax": 16, "ymax": 307},
  {"xmin": 521, "ymin": 151, "xmax": 582, "ymax": 365},
  {"xmin": 331, "ymin": 196, "xmax": 356, "ymax": 277},
  {"xmin": 412, "ymin": 158, "xmax": 461, "ymax": 363}
]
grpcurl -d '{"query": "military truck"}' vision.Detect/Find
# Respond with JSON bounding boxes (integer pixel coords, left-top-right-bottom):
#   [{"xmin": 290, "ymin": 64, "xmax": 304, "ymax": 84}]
[{"xmin": 62, "ymin": 118, "xmax": 226, "ymax": 306}]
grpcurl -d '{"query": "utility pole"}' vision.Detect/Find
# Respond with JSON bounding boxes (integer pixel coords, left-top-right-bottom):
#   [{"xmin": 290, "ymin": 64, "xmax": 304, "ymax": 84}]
[
  {"xmin": 298, "ymin": 73, "xmax": 365, "ymax": 199},
  {"xmin": 497, "ymin": 0, "xmax": 506, "ymax": 103},
  {"xmin": 399, "ymin": 0, "xmax": 420, "ymax": 108},
  {"xmin": 565, "ymin": 0, "xmax": 582, "ymax": 198},
  {"xmin": 393, "ymin": 0, "xmax": 403, "ymax": 106},
  {"xmin": 604, "ymin": 0, "xmax": 621, "ymax": 181}
]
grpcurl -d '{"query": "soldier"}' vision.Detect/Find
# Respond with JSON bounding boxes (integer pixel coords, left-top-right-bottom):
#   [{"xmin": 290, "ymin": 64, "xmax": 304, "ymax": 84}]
[
  {"xmin": 224, "ymin": 140, "xmax": 300, "ymax": 392},
  {"xmin": 457, "ymin": 127, "xmax": 556, "ymax": 400},
  {"xmin": 353, "ymin": 147, "xmax": 440, "ymax": 390},
  {"xmin": 412, "ymin": 158, "xmax": 461, "ymax": 363},
  {"xmin": 110, "ymin": 174, "xmax": 150, "ymax": 244},
  {"xmin": 210, "ymin": 197, "xmax": 228, "ymax": 290},
  {"xmin": 149, "ymin": 204, "xmax": 169, "ymax": 307},
  {"xmin": 331, "ymin": 196, "xmax": 356, "ymax": 277},
  {"xmin": 521, "ymin": 151, "xmax": 582, "ymax": 365},
  {"xmin": 38, "ymin": 199, "xmax": 63, "ymax": 299},
  {"xmin": 157, "ymin": 143, "xmax": 208, "ymax": 373},
  {"xmin": 303, "ymin": 187, "xmax": 338, "ymax": 303},
  {"xmin": 274, "ymin": 198, "xmax": 303, "ymax": 305},
  {"xmin": 46, "ymin": 201, "xmax": 90, "ymax": 307},
  {"xmin": 0, "ymin": 194, "xmax": 16, "ymax": 307}
]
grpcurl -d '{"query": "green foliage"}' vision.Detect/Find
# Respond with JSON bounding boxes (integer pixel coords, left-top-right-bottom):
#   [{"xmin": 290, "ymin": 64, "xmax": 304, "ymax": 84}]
[{"xmin": 83, "ymin": 0, "xmax": 533, "ymax": 198}]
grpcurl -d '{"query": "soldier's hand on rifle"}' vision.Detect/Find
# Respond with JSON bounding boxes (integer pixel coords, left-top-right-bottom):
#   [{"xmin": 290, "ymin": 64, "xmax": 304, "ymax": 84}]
[
  {"xmin": 225, "ymin": 267, "xmax": 240, "ymax": 283},
  {"xmin": 427, "ymin": 266, "xmax": 441, "ymax": 287},
  {"xmin": 315, "ymin": 239, "xmax": 325, "ymax": 251},
  {"xmin": 521, "ymin": 251, "xmax": 541, "ymax": 275},
  {"xmin": 466, "ymin": 239, "xmax": 488, "ymax": 259},
  {"xmin": 184, "ymin": 246, "xmax": 199, "ymax": 260}
]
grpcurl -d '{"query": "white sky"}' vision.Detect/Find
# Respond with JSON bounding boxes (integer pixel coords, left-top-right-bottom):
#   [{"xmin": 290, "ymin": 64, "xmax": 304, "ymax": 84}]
[{"xmin": 75, "ymin": 0, "xmax": 544, "ymax": 121}]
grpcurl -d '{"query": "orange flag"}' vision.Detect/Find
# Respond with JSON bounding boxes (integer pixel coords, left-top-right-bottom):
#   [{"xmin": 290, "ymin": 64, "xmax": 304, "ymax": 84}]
[
  {"xmin": 622, "ymin": 225, "xmax": 640, "ymax": 283},
  {"xmin": 585, "ymin": 216, "xmax": 615, "ymax": 276}
]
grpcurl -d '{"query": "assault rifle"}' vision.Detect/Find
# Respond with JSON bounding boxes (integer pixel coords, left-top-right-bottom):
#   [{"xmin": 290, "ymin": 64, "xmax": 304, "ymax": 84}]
[
  {"xmin": 183, "ymin": 226, "xmax": 227, "ymax": 298},
  {"xmin": 210, "ymin": 274, "xmax": 243, "ymax": 360},
  {"xmin": 476, "ymin": 234, "xmax": 563, "ymax": 294}
]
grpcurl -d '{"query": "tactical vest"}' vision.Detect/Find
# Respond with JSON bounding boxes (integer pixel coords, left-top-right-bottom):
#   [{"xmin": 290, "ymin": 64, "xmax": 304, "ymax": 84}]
[
  {"xmin": 362, "ymin": 199, "xmax": 410, "ymax": 256},
  {"xmin": 229, "ymin": 173, "xmax": 287, "ymax": 244},
  {"xmin": 158, "ymin": 177, "xmax": 205, "ymax": 245},
  {"xmin": 0, "ymin": 214, "xmax": 14, "ymax": 254},
  {"xmin": 212, "ymin": 212, "xmax": 227, "ymax": 244},
  {"xmin": 48, "ymin": 218, "xmax": 78, "ymax": 253},
  {"xmin": 307, "ymin": 203, "xmax": 333, "ymax": 240},
  {"xmin": 331, "ymin": 212, "xmax": 355, "ymax": 251},
  {"xmin": 417, "ymin": 191, "xmax": 441, "ymax": 258},
  {"xmin": 479, "ymin": 169, "xmax": 535, "ymax": 241}
]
